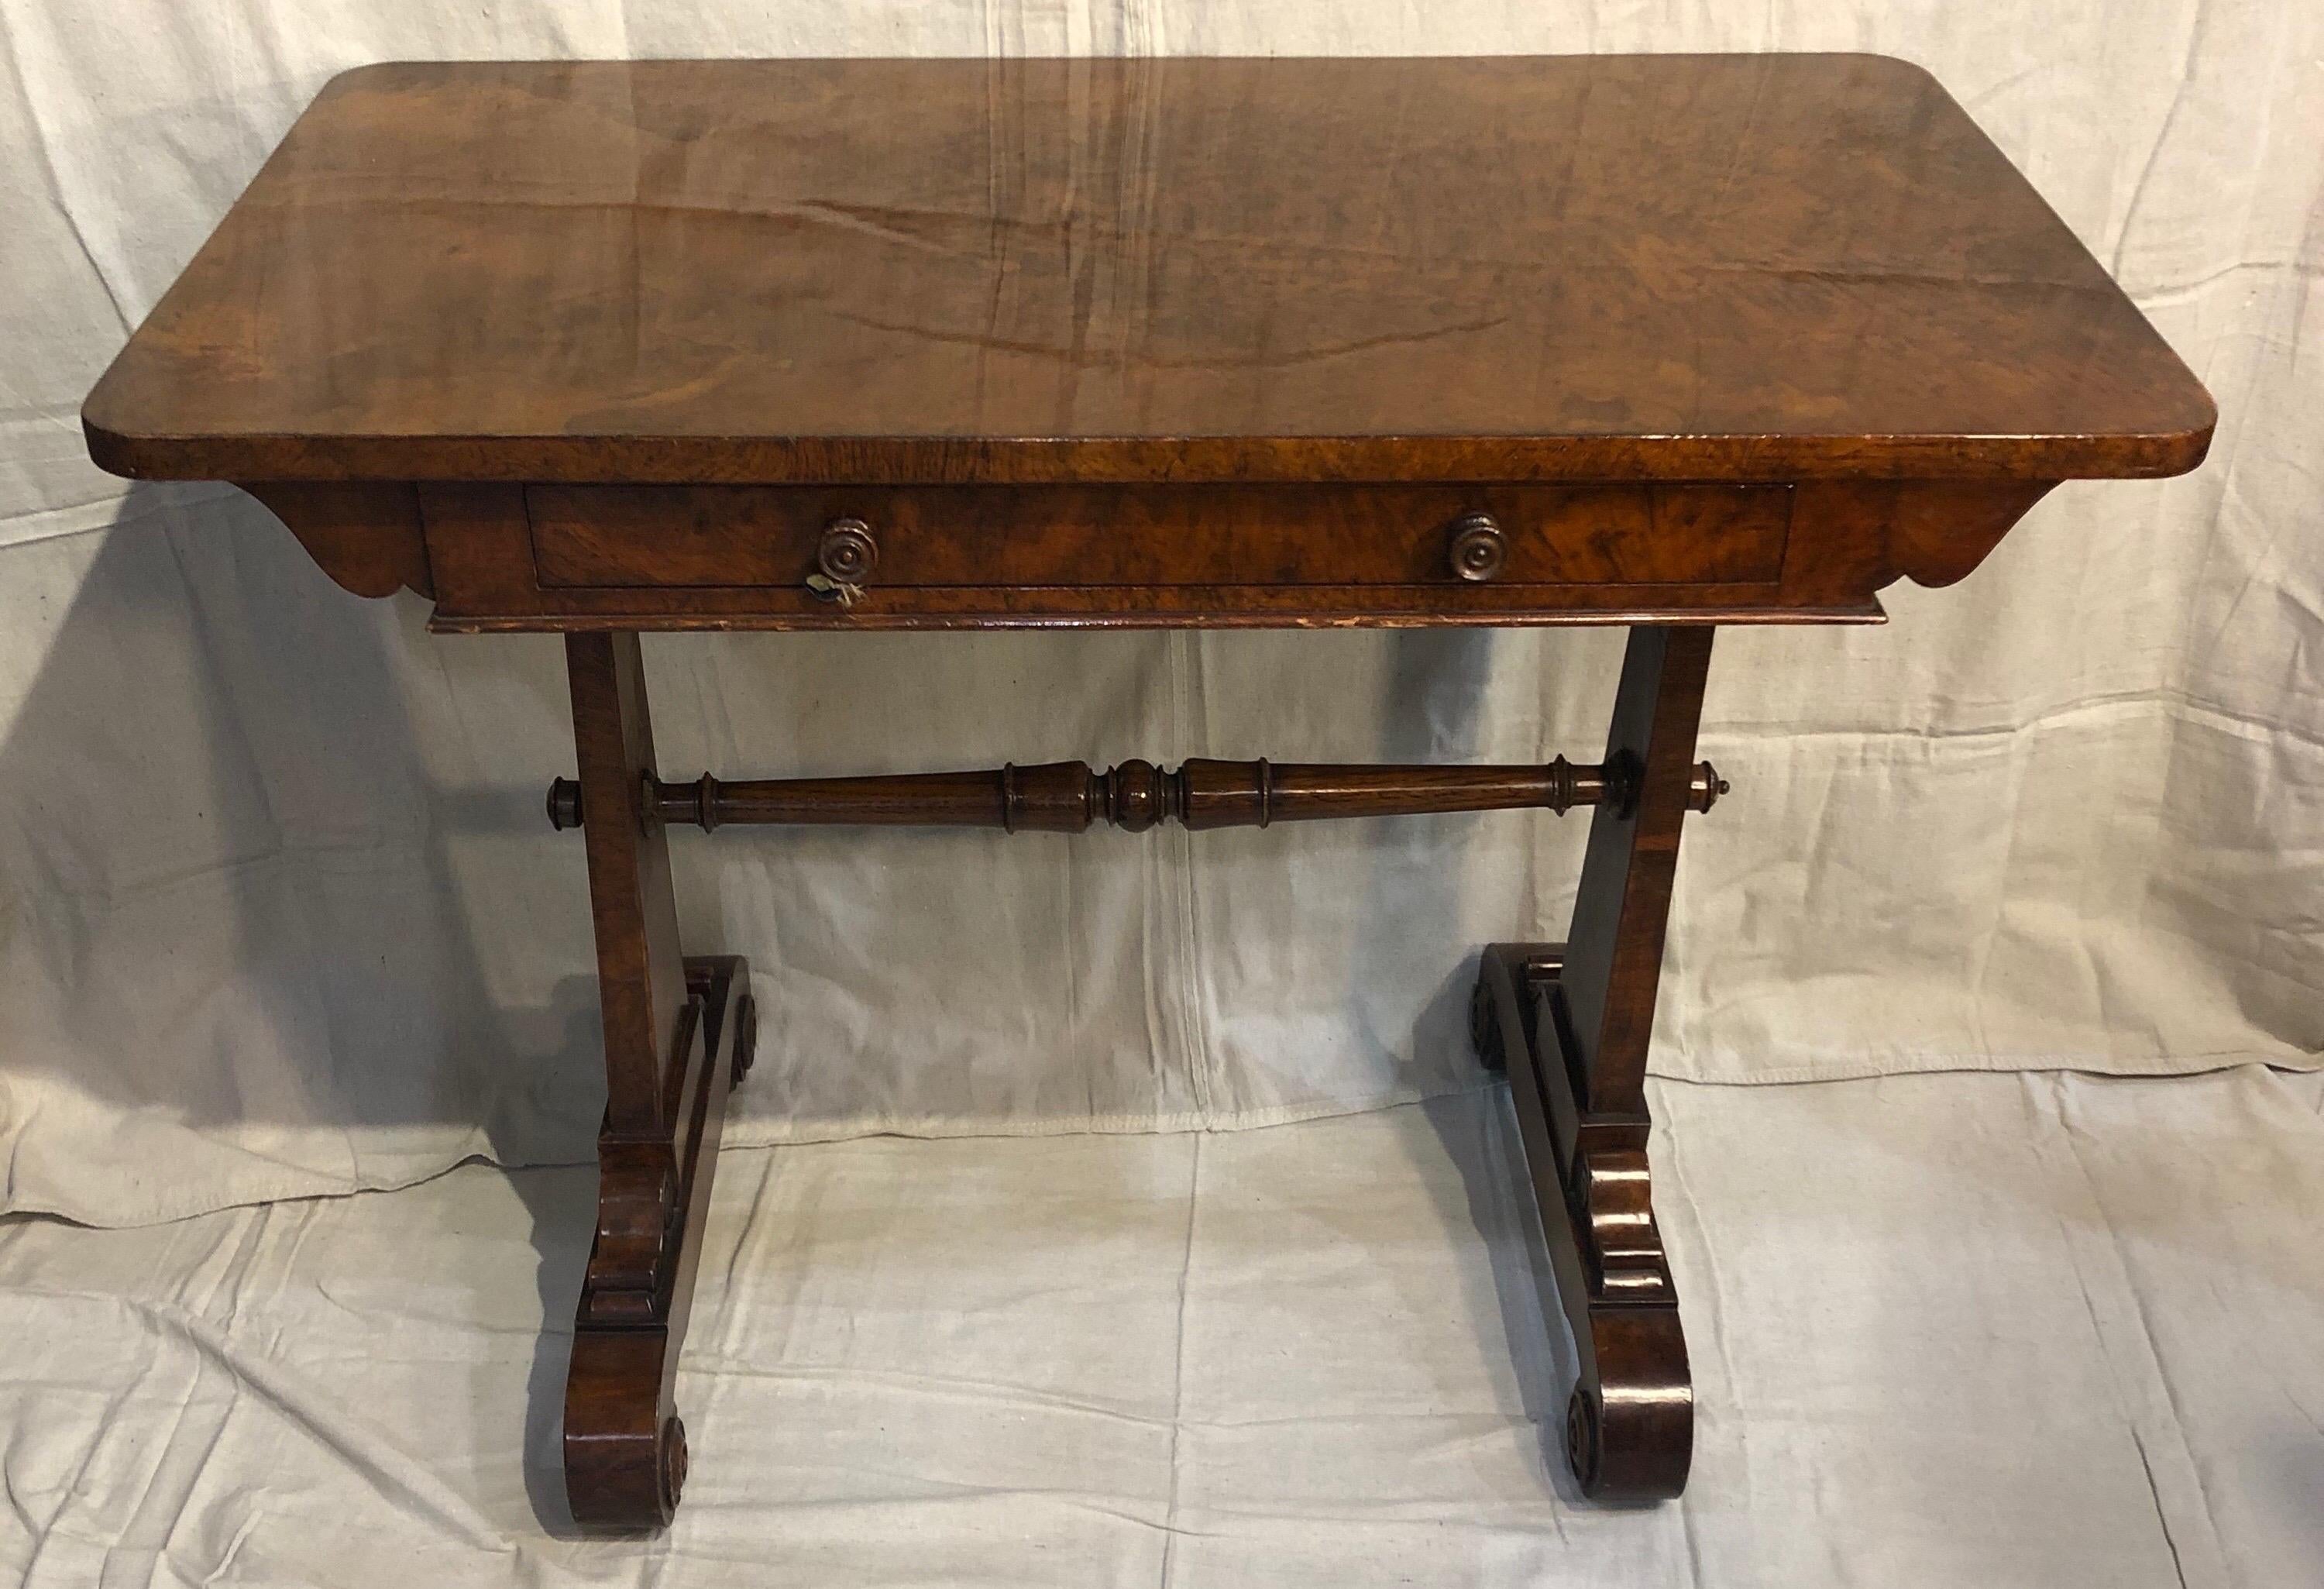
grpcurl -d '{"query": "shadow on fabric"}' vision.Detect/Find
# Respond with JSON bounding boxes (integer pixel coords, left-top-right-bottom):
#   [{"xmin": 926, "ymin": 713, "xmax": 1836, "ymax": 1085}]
[{"xmin": 0, "ymin": 481, "xmax": 607, "ymax": 1224}]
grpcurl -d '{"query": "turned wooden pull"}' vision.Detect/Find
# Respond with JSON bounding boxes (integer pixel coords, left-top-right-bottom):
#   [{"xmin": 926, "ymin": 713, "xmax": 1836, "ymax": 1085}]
[
  {"xmin": 548, "ymin": 757, "xmax": 1730, "ymax": 833},
  {"xmin": 1447, "ymin": 511, "xmax": 1506, "ymax": 582},
  {"xmin": 806, "ymin": 517, "xmax": 877, "ymax": 604}
]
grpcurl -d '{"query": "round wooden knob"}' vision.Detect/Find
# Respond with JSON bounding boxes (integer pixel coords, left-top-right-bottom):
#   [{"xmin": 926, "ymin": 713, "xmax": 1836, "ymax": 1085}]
[
  {"xmin": 1447, "ymin": 512, "xmax": 1505, "ymax": 582},
  {"xmin": 817, "ymin": 518, "xmax": 878, "ymax": 584}
]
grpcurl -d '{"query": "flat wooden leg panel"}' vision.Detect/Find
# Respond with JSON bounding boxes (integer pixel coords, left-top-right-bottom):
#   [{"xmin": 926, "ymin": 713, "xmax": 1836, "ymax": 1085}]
[
  {"xmin": 559, "ymin": 632, "xmax": 758, "ymax": 1530},
  {"xmin": 565, "ymin": 955, "xmax": 754, "ymax": 1528},
  {"xmin": 1475, "ymin": 944, "xmax": 1693, "ymax": 1502},
  {"xmin": 1470, "ymin": 624, "xmax": 1715, "ymax": 1504},
  {"xmin": 1559, "ymin": 626, "xmax": 1716, "ymax": 1118}
]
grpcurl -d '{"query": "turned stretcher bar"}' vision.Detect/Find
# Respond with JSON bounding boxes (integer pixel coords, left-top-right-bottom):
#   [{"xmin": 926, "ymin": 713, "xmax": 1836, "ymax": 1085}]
[{"xmin": 546, "ymin": 755, "xmax": 1729, "ymax": 835}]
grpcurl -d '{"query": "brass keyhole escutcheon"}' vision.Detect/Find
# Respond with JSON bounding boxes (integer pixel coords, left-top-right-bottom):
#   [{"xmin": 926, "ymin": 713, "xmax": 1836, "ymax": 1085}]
[
  {"xmin": 809, "ymin": 517, "xmax": 878, "ymax": 605},
  {"xmin": 1447, "ymin": 511, "xmax": 1506, "ymax": 582}
]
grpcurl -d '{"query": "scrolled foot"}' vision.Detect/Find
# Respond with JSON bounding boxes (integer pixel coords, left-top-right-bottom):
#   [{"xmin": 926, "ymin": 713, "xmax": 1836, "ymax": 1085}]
[
  {"xmin": 1565, "ymin": 1309, "xmax": 1693, "ymax": 1502},
  {"xmin": 565, "ymin": 957, "xmax": 749, "ymax": 1530},
  {"xmin": 565, "ymin": 1331, "xmax": 683, "ymax": 1529},
  {"xmin": 1477, "ymin": 941, "xmax": 1694, "ymax": 1505}
]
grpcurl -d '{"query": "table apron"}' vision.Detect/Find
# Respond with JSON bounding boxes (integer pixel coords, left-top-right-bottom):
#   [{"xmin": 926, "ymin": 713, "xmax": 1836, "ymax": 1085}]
[
  {"xmin": 524, "ymin": 483, "xmax": 1793, "ymax": 591},
  {"xmin": 256, "ymin": 476, "xmax": 2065, "ymax": 629}
]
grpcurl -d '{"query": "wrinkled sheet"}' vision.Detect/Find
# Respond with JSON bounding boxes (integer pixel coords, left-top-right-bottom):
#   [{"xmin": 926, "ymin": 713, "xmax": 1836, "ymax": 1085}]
[
  {"xmin": 2, "ymin": 1066, "xmax": 2319, "ymax": 1585},
  {"xmin": 1, "ymin": 4, "xmax": 2320, "ymax": 1224}
]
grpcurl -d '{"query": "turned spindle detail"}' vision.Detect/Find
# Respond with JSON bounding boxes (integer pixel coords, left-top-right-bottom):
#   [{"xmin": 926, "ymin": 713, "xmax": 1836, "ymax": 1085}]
[{"xmin": 547, "ymin": 757, "xmax": 1729, "ymax": 834}]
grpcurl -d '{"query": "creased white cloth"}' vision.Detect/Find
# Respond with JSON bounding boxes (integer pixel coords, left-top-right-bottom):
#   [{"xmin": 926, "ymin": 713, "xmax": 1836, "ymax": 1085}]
[
  {"xmin": 0, "ymin": 5, "xmax": 2319, "ymax": 1224},
  {"xmin": 2, "ymin": 1066, "xmax": 2319, "ymax": 1585}
]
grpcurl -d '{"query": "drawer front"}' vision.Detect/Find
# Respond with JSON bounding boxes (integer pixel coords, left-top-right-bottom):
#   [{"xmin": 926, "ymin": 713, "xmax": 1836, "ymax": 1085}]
[{"xmin": 526, "ymin": 484, "xmax": 1790, "ymax": 591}]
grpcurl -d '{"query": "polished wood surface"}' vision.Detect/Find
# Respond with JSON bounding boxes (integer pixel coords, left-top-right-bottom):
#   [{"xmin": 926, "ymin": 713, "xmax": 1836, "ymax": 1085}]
[
  {"xmin": 565, "ymin": 954, "xmax": 752, "ymax": 1529},
  {"xmin": 543, "ymin": 755, "xmax": 1730, "ymax": 833},
  {"xmin": 229, "ymin": 473, "xmax": 2068, "ymax": 631},
  {"xmin": 81, "ymin": 57, "xmax": 2206, "ymax": 634},
  {"xmin": 528, "ymin": 484, "xmax": 1793, "ymax": 589},
  {"xmin": 1467, "ymin": 627, "xmax": 1717, "ymax": 1502},
  {"xmin": 1561, "ymin": 627, "xmax": 1716, "ymax": 1116},
  {"xmin": 566, "ymin": 635, "xmax": 686, "ymax": 1137},
  {"xmin": 85, "ymin": 55, "xmax": 2210, "ymax": 487},
  {"xmin": 1475, "ymin": 944, "xmax": 1692, "ymax": 1504},
  {"xmin": 562, "ymin": 635, "xmax": 757, "ymax": 1529}
]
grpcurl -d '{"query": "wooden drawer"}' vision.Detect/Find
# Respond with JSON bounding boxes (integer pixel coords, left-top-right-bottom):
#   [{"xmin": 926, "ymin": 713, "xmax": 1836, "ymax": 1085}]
[{"xmin": 526, "ymin": 484, "xmax": 1791, "ymax": 591}]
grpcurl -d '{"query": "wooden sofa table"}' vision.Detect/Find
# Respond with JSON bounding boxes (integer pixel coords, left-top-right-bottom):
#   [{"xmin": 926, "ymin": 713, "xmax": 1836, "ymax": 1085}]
[{"xmin": 83, "ymin": 55, "xmax": 2212, "ymax": 1528}]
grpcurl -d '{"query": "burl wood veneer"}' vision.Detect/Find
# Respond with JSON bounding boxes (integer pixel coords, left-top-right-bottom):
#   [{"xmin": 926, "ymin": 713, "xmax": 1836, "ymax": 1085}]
[{"xmin": 84, "ymin": 55, "xmax": 2212, "ymax": 1527}]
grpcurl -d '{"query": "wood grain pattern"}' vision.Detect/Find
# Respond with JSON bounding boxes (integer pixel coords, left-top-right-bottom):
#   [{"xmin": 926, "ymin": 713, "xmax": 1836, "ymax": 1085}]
[
  {"xmin": 528, "ymin": 484, "xmax": 1792, "ymax": 589},
  {"xmin": 1468, "ymin": 626, "xmax": 1716, "ymax": 1499},
  {"xmin": 1468, "ymin": 625, "xmax": 1717, "ymax": 1503},
  {"xmin": 70, "ymin": 54, "xmax": 2223, "ymax": 1526},
  {"xmin": 239, "ymin": 483, "xmax": 431, "ymax": 598},
  {"xmin": 396, "ymin": 476, "xmax": 2064, "ymax": 632},
  {"xmin": 87, "ymin": 56, "xmax": 2212, "ymax": 487},
  {"xmin": 543, "ymin": 755, "xmax": 1730, "ymax": 833},
  {"xmin": 565, "ymin": 633, "xmax": 686, "ymax": 1136},
  {"xmin": 1559, "ymin": 626, "xmax": 1716, "ymax": 1117},
  {"xmin": 562, "ymin": 635, "xmax": 757, "ymax": 1529},
  {"xmin": 1475, "ymin": 944, "xmax": 1693, "ymax": 1504},
  {"xmin": 565, "ymin": 955, "xmax": 753, "ymax": 1530}
]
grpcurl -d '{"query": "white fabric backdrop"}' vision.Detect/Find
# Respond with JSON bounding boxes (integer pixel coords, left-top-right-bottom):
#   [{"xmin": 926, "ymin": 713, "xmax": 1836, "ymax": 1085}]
[
  {"xmin": 8, "ymin": 1068, "xmax": 2323, "ymax": 1584},
  {"xmin": 0, "ymin": 2, "xmax": 2318, "ymax": 1226}
]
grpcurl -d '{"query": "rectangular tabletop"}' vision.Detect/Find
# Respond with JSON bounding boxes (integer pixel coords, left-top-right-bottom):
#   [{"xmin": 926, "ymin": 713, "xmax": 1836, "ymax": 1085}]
[{"xmin": 84, "ymin": 55, "xmax": 2211, "ymax": 488}]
